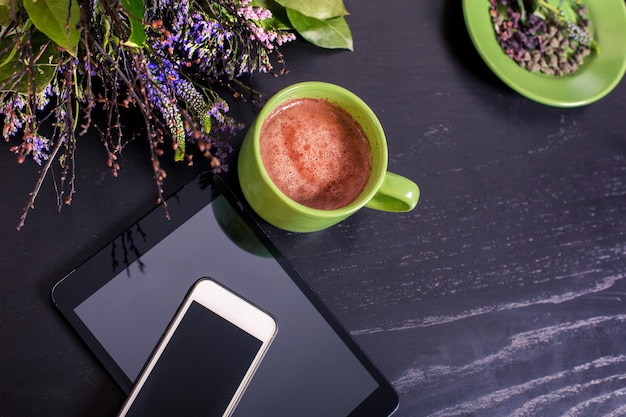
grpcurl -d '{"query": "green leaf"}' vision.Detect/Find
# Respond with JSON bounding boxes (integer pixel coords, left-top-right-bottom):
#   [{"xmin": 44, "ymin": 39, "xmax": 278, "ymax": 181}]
[
  {"xmin": 0, "ymin": 20, "xmax": 32, "ymax": 68},
  {"xmin": 0, "ymin": 31, "xmax": 58, "ymax": 94},
  {"xmin": 0, "ymin": 5, "xmax": 12, "ymax": 26},
  {"xmin": 27, "ymin": 62, "xmax": 57, "ymax": 94},
  {"xmin": 286, "ymin": 8, "xmax": 353, "ymax": 51},
  {"xmin": 251, "ymin": 0, "xmax": 292, "ymax": 30},
  {"xmin": 0, "ymin": 36, "xmax": 18, "ymax": 68},
  {"xmin": 22, "ymin": 0, "xmax": 80, "ymax": 57},
  {"xmin": 276, "ymin": 0, "xmax": 348, "ymax": 20},
  {"xmin": 0, "ymin": 0, "xmax": 21, "ymax": 26},
  {"xmin": 120, "ymin": 0, "xmax": 146, "ymax": 48}
]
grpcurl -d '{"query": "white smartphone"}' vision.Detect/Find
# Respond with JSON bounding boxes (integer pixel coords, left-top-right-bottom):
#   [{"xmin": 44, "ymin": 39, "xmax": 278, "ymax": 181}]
[{"xmin": 117, "ymin": 278, "xmax": 278, "ymax": 417}]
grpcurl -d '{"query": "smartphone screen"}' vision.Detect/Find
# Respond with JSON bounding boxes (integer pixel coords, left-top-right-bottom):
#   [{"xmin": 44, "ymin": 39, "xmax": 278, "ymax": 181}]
[{"xmin": 118, "ymin": 279, "xmax": 277, "ymax": 417}]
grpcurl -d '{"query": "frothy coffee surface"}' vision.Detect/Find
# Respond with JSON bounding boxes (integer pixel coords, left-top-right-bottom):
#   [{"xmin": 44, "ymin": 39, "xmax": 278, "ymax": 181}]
[{"xmin": 260, "ymin": 98, "xmax": 372, "ymax": 210}]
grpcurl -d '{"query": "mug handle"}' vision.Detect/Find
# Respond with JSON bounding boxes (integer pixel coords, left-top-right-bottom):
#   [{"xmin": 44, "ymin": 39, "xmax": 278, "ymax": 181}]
[{"xmin": 365, "ymin": 172, "xmax": 420, "ymax": 212}]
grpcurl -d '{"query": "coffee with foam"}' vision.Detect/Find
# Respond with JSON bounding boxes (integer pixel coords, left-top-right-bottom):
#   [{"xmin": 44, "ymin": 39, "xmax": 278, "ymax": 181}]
[{"xmin": 259, "ymin": 98, "xmax": 372, "ymax": 210}]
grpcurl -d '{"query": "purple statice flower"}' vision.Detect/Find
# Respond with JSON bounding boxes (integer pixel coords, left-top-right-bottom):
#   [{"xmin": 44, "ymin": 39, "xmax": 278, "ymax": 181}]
[
  {"xmin": 207, "ymin": 99, "xmax": 228, "ymax": 121},
  {"xmin": 147, "ymin": 0, "xmax": 293, "ymax": 80},
  {"xmin": 237, "ymin": 0, "xmax": 273, "ymax": 21},
  {"xmin": 207, "ymin": 99, "xmax": 244, "ymax": 139},
  {"xmin": 247, "ymin": 24, "xmax": 274, "ymax": 51},
  {"xmin": 276, "ymin": 31, "xmax": 297, "ymax": 46},
  {"xmin": 244, "ymin": 23, "xmax": 295, "ymax": 55},
  {"xmin": 148, "ymin": 10, "xmax": 236, "ymax": 80},
  {"xmin": 29, "ymin": 133, "xmax": 50, "ymax": 165},
  {"xmin": 182, "ymin": 14, "xmax": 236, "ymax": 78},
  {"xmin": 236, "ymin": 0, "xmax": 296, "ymax": 49},
  {"xmin": 237, "ymin": 0, "xmax": 295, "ymax": 52},
  {"xmin": 1, "ymin": 95, "xmax": 27, "ymax": 141},
  {"xmin": 1, "ymin": 93, "xmax": 49, "ymax": 165},
  {"xmin": 36, "ymin": 83, "xmax": 58, "ymax": 111},
  {"xmin": 153, "ymin": 0, "xmax": 190, "ymax": 34},
  {"xmin": 206, "ymin": 99, "xmax": 238, "ymax": 165},
  {"xmin": 147, "ymin": 59, "xmax": 179, "ymax": 84}
]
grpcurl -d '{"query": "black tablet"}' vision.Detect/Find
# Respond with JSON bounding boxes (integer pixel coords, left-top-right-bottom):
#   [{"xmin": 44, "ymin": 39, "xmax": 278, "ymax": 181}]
[{"xmin": 52, "ymin": 173, "xmax": 398, "ymax": 417}]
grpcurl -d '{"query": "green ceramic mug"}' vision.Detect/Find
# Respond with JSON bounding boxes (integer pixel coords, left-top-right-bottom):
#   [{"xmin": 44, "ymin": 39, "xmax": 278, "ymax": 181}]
[{"xmin": 238, "ymin": 81, "xmax": 420, "ymax": 233}]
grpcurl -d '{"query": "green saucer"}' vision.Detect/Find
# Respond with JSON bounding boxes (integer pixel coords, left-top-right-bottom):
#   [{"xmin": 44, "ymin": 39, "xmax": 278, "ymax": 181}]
[{"xmin": 463, "ymin": 0, "xmax": 626, "ymax": 107}]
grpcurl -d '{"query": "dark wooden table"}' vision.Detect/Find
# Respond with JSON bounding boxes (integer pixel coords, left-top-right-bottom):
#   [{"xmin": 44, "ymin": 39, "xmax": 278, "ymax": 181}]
[{"xmin": 2, "ymin": 1, "xmax": 626, "ymax": 416}]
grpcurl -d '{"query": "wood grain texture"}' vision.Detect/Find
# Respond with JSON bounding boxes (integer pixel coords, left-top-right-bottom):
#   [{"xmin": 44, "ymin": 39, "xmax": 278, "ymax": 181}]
[{"xmin": 1, "ymin": 1, "xmax": 626, "ymax": 416}]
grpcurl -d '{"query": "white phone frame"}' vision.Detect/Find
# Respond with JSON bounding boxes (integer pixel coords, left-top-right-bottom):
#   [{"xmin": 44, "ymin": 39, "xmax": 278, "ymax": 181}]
[{"xmin": 117, "ymin": 278, "xmax": 278, "ymax": 417}]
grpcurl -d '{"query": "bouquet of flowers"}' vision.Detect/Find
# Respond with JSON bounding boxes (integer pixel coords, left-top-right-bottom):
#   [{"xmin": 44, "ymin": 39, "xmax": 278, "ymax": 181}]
[{"xmin": 0, "ymin": 0, "xmax": 352, "ymax": 229}]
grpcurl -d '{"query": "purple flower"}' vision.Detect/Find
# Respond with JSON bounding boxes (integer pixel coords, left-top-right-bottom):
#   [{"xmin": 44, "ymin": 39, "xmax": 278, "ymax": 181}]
[
  {"xmin": 30, "ymin": 134, "xmax": 50, "ymax": 165},
  {"xmin": 1, "ymin": 96, "xmax": 27, "ymax": 141},
  {"xmin": 237, "ymin": 1, "xmax": 273, "ymax": 21}
]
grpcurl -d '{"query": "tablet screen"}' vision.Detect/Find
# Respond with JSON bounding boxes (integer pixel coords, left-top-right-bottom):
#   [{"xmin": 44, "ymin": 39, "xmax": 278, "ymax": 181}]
[{"xmin": 52, "ymin": 174, "xmax": 398, "ymax": 417}]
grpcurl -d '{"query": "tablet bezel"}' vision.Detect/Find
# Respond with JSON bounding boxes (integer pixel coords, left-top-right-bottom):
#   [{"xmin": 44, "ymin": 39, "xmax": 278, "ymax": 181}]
[{"xmin": 52, "ymin": 173, "xmax": 399, "ymax": 417}]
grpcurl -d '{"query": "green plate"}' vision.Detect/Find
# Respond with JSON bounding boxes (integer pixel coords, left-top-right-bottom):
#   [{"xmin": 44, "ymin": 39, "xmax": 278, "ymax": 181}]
[{"xmin": 463, "ymin": 0, "xmax": 626, "ymax": 107}]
